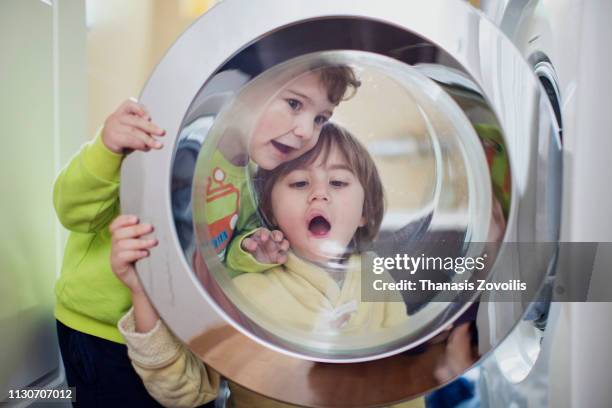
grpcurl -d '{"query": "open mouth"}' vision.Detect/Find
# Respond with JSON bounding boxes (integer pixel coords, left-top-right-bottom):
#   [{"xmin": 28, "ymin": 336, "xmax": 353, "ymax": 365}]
[
  {"xmin": 308, "ymin": 215, "xmax": 331, "ymax": 237},
  {"xmin": 271, "ymin": 140, "xmax": 295, "ymax": 155}
]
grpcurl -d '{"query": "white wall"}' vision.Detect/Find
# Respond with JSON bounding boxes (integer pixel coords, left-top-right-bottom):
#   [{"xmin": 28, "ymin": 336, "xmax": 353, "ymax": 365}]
[
  {"xmin": 86, "ymin": 0, "xmax": 153, "ymax": 138},
  {"xmin": 0, "ymin": 0, "xmax": 87, "ymax": 402}
]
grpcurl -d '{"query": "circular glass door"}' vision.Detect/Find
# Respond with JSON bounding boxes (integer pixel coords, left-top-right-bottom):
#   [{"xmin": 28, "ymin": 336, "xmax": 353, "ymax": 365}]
[
  {"xmin": 121, "ymin": 0, "xmax": 561, "ymax": 405},
  {"xmin": 187, "ymin": 50, "xmax": 493, "ymax": 361}
]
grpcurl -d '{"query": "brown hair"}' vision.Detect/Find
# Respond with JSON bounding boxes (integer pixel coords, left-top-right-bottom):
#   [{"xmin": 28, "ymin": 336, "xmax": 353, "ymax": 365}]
[
  {"xmin": 254, "ymin": 122, "xmax": 385, "ymax": 248},
  {"xmin": 313, "ymin": 65, "xmax": 361, "ymax": 105}
]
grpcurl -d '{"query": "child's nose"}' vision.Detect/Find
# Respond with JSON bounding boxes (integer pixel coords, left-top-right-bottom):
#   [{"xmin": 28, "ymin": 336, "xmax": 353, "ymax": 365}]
[
  {"xmin": 308, "ymin": 183, "xmax": 330, "ymax": 202},
  {"xmin": 293, "ymin": 114, "xmax": 315, "ymax": 141}
]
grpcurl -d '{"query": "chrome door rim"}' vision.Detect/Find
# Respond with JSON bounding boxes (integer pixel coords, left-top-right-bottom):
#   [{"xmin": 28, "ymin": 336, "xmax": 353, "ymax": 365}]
[{"xmin": 120, "ymin": 0, "xmax": 560, "ymax": 403}]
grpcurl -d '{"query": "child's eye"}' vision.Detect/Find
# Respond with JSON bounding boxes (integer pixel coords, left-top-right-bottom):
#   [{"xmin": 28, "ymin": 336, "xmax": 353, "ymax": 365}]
[
  {"xmin": 314, "ymin": 115, "xmax": 329, "ymax": 126},
  {"xmin": 330, "ymin": 180, "xmax": 348, "ymax": 188},
  {"xmin": 289, "ymin": 181, "xmax": 308, "ymax": 188},
  {"xmin": 286, "ymin": 98, "xmax": 302, "ymax": 111}
]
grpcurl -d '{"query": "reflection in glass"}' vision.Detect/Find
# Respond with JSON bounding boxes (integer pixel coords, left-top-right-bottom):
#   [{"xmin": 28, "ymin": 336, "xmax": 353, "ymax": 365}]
[{"xmin": 177, "ymin": 51, "xmax": 500, "ymax": 360}]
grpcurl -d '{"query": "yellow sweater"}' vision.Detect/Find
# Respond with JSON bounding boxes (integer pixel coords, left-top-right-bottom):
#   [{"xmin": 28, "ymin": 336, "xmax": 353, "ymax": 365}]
[{"xmin": 233, "ymin": 252, "xmax": 408, "ymax": 334}]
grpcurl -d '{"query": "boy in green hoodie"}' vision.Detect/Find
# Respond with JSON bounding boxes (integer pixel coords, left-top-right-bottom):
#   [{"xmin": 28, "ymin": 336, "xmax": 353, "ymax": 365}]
[{"xmin": 53, "ymin": 98, "xmax": 169, "ymax": 406}]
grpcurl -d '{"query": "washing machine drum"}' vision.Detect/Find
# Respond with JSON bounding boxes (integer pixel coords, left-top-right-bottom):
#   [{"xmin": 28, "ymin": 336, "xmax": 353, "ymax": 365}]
[{"xmin": 121, "ymin": 0, "xmax": 562, "ymax": 405}]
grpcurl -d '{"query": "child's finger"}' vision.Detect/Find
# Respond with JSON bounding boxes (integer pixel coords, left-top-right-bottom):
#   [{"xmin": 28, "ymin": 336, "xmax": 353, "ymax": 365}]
[
  {"xmin": 117, "ymin": 249, "xmax": 150, "ymax": 264},
  {"xmin": 109, "ymin": 215, "xmax": 139, "ymax": 233},
  {"xmin": 112, "ymin": 223, "xmax": 154, "ymax": 241},
  {"xmin": 118, "ymin": 131, "xmax": 155, "ymax": 151},
  {"xmin": 258, "ymin": 228, "xmax": 270, "ymax": 243},
  {"xmin": 116, "ymin": 238, "xmax": 158, "ymax": 251},
  {"xmin": 262, "ymin": 238, "xmax": 279, "ymax": 256},
  {"xmin": 111, "ymin": 130, "xmax": 156, "ymax": 152},
  {"xmin": 271, "ymin": 230, "xmax": 284, "ymax": 242},
  {"xmin": 122, "ymin": 98, "xmax": 150, "ymax": 119},
  {"xmin": 241, "ymin": 237, "xmax": 258, "ymax": 253},
  {"xmin": 120, "ymin": 114, "xmax": 165, "ymax": 136},
  {"xmin": 279, "ymin": 239, "xmax": 290, "ymax": 252},
  {"xmin": 122, "ymin": 128, "xmax": 164, "ymax": 150}
]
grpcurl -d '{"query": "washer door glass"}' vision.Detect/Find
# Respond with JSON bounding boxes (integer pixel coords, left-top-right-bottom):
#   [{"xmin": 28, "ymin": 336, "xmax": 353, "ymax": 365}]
[{"xmin": 186, "ymin": 50, "xmax": 495, "ymax": 361}]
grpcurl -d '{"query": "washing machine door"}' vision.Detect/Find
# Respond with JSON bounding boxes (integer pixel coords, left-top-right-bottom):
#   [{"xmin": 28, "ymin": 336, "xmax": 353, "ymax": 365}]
[{"xmin": 120, "ymin": 0, "xmax": 562, "ymax": 405}]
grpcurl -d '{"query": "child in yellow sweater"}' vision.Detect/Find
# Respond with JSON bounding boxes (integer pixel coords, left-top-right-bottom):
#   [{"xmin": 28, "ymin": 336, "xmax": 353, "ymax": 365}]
[
  {"xmin": 110, "ymin": 123, "xmax": 418, "ymax": 407},
  {"xmin": 230, "ymin": 123, "xmax": 407, "ymax": 333}
]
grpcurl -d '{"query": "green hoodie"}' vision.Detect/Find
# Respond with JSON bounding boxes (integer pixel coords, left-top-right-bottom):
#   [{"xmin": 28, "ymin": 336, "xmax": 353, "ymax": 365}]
[
  {"xmin": 53, "ymin": 132, "xmax": 128, "ymax": 343},
  {"xmin": 52, "ymin": 131, "xmax": 281, "ymax": 343}
]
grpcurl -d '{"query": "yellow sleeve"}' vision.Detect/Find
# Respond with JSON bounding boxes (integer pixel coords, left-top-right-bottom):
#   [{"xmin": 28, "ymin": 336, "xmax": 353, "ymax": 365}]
[
  {"xmin": 118, "ymin": 308, "xmax": 220, "ymax": 407},
  {"xmin": 133, "ymin": 349, "xmax": 220, "ymax": 408}
]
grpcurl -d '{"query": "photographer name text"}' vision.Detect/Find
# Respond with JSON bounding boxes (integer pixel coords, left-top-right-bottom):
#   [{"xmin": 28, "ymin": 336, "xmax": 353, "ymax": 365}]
[{"xmin": 372, "ymin": 279, "xmax": 527, "ymax": 292}]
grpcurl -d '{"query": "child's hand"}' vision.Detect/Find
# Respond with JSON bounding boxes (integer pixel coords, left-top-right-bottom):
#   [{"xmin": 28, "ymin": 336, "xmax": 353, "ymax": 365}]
[
  {"xmin": 102, "ymin": 98, "xmax": 166, "ymax": 154},
  {"xmin": 109, "ymin": 215, "xmax": 158, "ymax": 295},
  {"xmin": 241, "ymin": 228, "xmax": 290, "ymax": 264}
]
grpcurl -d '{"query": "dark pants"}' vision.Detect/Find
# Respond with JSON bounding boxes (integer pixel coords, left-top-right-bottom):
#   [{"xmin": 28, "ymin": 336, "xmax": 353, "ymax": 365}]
[{"xmin": 56, "ymin": 320, "xmax": 214, "ymax": 407}]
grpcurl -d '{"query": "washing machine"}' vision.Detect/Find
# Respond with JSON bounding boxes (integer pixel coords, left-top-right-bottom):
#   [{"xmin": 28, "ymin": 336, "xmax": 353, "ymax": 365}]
[
  {"xmin": 473, "ymin": 1, "xmax": 612, "ymax": 407},
  {"xmin": 119, "ymin": 0, "xmax": 611, "ymax": 406}
]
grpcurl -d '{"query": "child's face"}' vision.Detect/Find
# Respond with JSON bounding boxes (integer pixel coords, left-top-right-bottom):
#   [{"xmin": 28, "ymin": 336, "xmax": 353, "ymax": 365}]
[
  {"xmin": 249, "ymin": 72, "xmax": 336, "ymax": 170},
  {"xmin": 270, "ymin": 146, "xmax": 366, "ymax": 263}
]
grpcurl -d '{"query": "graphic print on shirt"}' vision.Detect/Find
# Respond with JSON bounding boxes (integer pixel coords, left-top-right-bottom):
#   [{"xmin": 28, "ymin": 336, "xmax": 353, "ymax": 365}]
[{"xmin": 206, "ymin": 167, "xmax": 240, "ymax": 259}]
